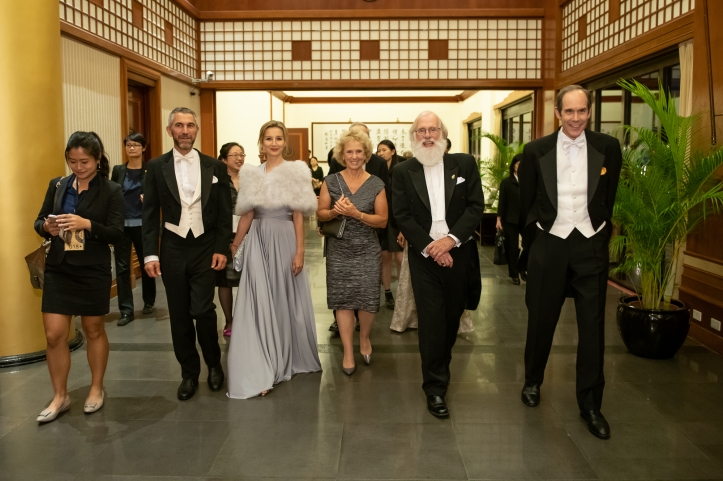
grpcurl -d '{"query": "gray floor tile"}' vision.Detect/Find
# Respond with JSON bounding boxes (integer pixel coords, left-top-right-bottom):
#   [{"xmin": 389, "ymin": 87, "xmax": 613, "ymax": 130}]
[
  {"xmin": 85, "ymin": 420, "xmax": 230, "ymax": 477},
  {"xmin": 447, "ymin": 382, "xmax": 563, "ymax": 424},
  {"xmin": 207, "ymin": 419, "xmax": 342, "ymax": 479},
  {"xmin": 454, "ymin": 422, "xmax": 597, "ymax": 480},
  {"xmin": 565, "ymin": 421, "xmax": 723, "ymax": 479},
  {"xmin": 337, "ymin": 423, "xmax": 467, "ymax": 479}
]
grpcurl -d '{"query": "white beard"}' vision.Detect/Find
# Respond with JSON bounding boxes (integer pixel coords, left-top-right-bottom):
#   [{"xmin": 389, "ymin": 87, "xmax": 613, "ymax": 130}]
[{"xmin": 412, "ymin": 138, "xmax": 447, "ymax": 166}]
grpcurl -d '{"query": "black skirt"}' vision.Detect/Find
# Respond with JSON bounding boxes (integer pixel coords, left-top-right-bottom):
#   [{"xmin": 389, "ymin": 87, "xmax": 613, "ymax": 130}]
[
  {"xmin": 42, "ymin": 258, "xmax": 111, "ymax": 316},
  {"xmin": 216, "ymin": 234, "xmax": 240, "ymax": 288}
]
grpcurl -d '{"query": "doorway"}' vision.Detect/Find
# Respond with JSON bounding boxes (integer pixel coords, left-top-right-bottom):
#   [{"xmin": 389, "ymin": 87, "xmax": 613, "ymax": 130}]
[{"xmin": 127, "ymin": 83, "xmax": 153, "ymax": 163}]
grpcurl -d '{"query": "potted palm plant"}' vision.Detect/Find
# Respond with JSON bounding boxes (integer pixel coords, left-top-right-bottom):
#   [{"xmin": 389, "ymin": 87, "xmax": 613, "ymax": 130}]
[
  {"xmin": 612, "ymin": 78, "xmax": 723, "ymax": 359},
  {"xmin": 476, "ymin": 133, "xmax": 525, "ymax": 211}
]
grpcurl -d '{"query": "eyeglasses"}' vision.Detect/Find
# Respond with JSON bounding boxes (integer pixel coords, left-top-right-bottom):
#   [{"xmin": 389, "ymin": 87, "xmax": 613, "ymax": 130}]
[
  {"xmin": 415, "ymin": 128, "xmax": 440, "ymax": 136},
  {"xmin": 125, "ymin": 143, "xmax": 143, "ymax": 149},
  {"xmin": 227, "ymin": 153, "xmax": 246, "ymax": 159}
]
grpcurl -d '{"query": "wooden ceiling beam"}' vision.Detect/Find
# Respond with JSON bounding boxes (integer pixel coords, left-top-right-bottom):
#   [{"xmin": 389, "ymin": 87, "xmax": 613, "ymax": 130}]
[{"xmin": 195, "ymin": 8, "xmax": 544, "ymax": 20}]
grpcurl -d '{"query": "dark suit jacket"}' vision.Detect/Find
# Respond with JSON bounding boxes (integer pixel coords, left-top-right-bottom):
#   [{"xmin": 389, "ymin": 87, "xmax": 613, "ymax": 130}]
[
  {"xmin": 497, "ymin": 175, "xmax": 520, "ymax": 225},
  {"xmin": 518, "ymin": 130, "xmax": 622, "ymax": 249},
  {"xmin": 34, "ymin": 176, "xmax": 125, "ymax": 266},
  {"xmin": 392, "ymin": 153, "xmax": 485, "ymax": 308},
  {"xmin": 110, "ymin": 162, "xmax": 148, "ymax": 195},
  {"xmin": 142, "ymin": 149, "xmax": 232, "ymax": 257}
]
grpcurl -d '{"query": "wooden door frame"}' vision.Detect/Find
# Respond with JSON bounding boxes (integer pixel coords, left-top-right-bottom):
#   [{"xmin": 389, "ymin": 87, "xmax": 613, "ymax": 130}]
[
  {"xmin": 120, "ymin": 58, "xmax": 164, "ymax": 161},
  {"xmin": 286, "ymin": 128, "xmax": 309, "ymax": 163}
]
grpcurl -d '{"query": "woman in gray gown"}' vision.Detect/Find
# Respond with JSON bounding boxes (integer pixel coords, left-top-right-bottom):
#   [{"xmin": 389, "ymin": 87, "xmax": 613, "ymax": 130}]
[
  {"xmin": 227, "ymin": 121, "xmax": 321, "ymax": 399},
  {"xmin": 317, "ymin": 128, "xmax": 388, "ymax": 376}
]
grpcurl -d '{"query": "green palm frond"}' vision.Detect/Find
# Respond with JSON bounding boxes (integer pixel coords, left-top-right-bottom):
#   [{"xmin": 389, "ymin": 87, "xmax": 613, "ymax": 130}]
[
  {"xmin": 477, "ymin": 133, "xmax": 525, "ymax": 211},
  {"xmin": 613, "ymin": 79, "xmax": 723, "ymax": 309}
]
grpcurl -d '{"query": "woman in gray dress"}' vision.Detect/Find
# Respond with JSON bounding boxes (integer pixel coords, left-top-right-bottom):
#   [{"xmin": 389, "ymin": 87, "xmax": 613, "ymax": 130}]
[
  {"xmin": 226, "ymin": 121, "xmax": 321, "ymax": 399},
  {"xmin": 317, "ymin": 129, "xmax": 388, "ymax": 375}
]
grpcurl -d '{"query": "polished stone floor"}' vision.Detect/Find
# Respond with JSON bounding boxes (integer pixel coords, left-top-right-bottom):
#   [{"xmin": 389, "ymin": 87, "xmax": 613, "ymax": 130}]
[{"xmin": 3, "ymin": 219, "xmax": 723, "ymax": 480}]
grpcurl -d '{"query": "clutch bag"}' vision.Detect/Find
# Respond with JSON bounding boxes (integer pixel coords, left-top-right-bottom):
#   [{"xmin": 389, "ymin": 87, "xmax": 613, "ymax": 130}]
[
  {"xmin": 232, "ymin": 238, "xmax": 246, "ymax": 272},
  {"xmin": 321, "ymin": 217, "xmax": 346, "ymax": 239}
]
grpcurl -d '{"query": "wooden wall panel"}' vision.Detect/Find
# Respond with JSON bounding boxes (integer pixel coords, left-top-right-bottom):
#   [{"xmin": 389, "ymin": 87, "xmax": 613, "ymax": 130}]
[
  {"xmin": 201, "ymin": 18, "xmax": 542, "ymax": 83},
  {"xmin": 59, "ymin": 0, "xmax": 198, "ymax": 79}
]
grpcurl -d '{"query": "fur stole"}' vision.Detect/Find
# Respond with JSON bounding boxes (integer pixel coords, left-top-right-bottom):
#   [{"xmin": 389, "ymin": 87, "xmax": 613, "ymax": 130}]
[{"xmin": 235, "ymin": 160, "xmax": 318, "ymax": 216}]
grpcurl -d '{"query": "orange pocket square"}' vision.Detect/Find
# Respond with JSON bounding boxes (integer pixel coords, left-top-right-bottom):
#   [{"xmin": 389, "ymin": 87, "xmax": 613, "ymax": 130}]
[{"xmin": 601, "ymin": 167, "xmax": 607, "ymax": 175}]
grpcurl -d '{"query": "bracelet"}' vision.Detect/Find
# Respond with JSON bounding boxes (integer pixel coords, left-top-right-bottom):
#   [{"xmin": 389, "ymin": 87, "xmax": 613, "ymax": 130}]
[{"xmin": 360, "ymin": 213, "xmax": 364, "ymax": 221}]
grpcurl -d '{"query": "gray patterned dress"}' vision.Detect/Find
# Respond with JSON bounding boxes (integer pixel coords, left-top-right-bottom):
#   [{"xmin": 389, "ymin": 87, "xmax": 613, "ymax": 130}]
[{"xmin": 326, "ymin": 173, "xmax": 385, "ymax": 313}]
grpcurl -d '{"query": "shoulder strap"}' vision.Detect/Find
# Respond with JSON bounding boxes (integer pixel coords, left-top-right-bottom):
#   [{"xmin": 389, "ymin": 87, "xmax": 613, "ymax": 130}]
[
  {"xmin": 335, "ymin": 173, "xmax": 349, "ymax": 196},
  {"xmin": 53, "ymin": 176, "xmax": 67, "ymax": 206}
]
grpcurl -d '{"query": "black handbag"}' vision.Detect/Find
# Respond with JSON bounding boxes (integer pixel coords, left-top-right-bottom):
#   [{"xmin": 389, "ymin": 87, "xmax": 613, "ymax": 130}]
[
  {"xmin": 322, "ymin": 174, "xmax": 347, "ymax": 239},
  {"xmin": 493, "ymin": 229, "xmax": 508, "ymax": 265}
]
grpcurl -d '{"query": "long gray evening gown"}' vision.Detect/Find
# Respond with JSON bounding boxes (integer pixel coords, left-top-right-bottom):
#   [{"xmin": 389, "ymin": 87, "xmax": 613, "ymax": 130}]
[{"xmin": 227, "ymin": 167, "xmax": 322, "ymax": 399}]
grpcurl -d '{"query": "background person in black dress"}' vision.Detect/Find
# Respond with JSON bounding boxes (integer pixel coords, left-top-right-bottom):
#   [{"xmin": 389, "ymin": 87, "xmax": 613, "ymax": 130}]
[
  {"xmin": 496, "ymin": 154, "xmax": 522, "ymax": 285},
  {"xmin": 111, "ymin": 132, "xmax": 156, "ymax": 326},
  {"xmin": 143, "ymin": 107, "xmax": 232, "ymax": 401},
  {"xmin": 34, "ymin": 131, "xmax": 124, "ymax": 422},
  {"xmin": 217, "ymin": 142, "xmax": 244, "ymax": 336},
  {"xmin": 377, "ymin": 139, "xmax": 403, "ymax": 309},
  {"xmin": 310, "ymin": 156, "xmax": 323, "ymax": 196}
]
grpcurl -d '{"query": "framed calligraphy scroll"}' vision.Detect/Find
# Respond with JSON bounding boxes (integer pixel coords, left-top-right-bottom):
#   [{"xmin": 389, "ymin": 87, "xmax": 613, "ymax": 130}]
[{"xmin": 311, "ymin": 122, "xmax": 414, "ymax": 161}]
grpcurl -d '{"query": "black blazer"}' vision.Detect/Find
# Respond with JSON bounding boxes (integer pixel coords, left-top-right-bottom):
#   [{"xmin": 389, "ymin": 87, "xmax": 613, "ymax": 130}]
[
  {"xmin": 518, "ymin": 130, "xmax": 622, "ymax": 248},
  {"xmin": 34, "ymin": 176, "xmax": 125, "ymax": 266},
  {"xmin": 497, "ymin": 175, "xmax": 520, "ymax": 225},
  {"xmin": 392, "ymin": 153, "xmax": 485, "ymax": 309},
  {"xmin": 327, "ymin": 152, "xmax": 390, "ymax": 186},
  {"xmin": 392, "ymin": 153, "xmax": 485, "ymax": 256},
  {"xmin": 142, "ymin": 149, "xmax": 232, "ymax": 257},
  {"xmin": 111, "ymin": 162, "xmax": 148, "ymax": 195}
]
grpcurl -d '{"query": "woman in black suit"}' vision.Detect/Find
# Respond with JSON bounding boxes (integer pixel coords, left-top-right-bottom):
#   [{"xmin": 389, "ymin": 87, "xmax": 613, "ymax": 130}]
[
  {"xmin": 310, "ymin": 156, "xmax": 324, "ymax": 196},
  {"xmin": 496, "ymin": 154, "xmax": 522, "ymax": 284},
  {"xmin": 111, "ymin": 133, "xmax": 156, "ymax": 327},
  {"xmin": 33, "ymin": 131, "xmax": 124, "ymax": 423},
  {"xmin": 377, "ymin": 139, "xmax": 403, "ymax": 309}
]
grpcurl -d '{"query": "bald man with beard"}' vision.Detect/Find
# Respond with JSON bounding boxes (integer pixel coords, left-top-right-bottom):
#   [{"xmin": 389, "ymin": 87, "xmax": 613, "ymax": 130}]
[{"xmin": 392, "ymin": 111, "xmax": 485, "ymax": 418}]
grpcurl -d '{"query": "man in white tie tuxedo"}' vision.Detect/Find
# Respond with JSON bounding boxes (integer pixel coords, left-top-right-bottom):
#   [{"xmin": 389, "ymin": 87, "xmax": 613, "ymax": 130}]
[
  {"xmin": 517, "ymin": 86, "xmax": 622, "ymax": 439},
  {"xmin": 392, "ymin": 111, "xmax": 485, "ymax": 418},
  {"xmin": 142, "ymin": 107, "xmax": 232, "ymax": 401}
]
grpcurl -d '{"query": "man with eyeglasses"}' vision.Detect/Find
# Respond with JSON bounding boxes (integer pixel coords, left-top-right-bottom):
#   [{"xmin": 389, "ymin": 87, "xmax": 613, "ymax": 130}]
[{"xmin": 392, "ymin": 111, "xmax": 485, "ymax": 418}]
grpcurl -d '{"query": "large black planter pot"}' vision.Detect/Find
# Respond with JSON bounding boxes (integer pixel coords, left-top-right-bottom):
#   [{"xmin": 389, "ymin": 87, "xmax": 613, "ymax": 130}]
[{"xmin": 616, "ymin": 296, "xmax": 690, "ymax": 359}]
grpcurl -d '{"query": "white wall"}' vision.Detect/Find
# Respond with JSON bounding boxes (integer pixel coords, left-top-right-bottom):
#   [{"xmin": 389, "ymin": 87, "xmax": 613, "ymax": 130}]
[
  {"xmin": 61, "ymin": 37, "xmax": 122, "ymax": 168},
  {"xmin": 459, "ymin": 90, "xmax": 513, "ymax": 159},
  {"xmin": 217, "ymin": 91, "xmax": 273, "ymax": 166},
  {"xmin": 161, "ymin": 75, "xmax": 202, "ymax": 155},
  {"xmin": 285, "ymin": 101, "xmax": 462, "ymax": 162}
]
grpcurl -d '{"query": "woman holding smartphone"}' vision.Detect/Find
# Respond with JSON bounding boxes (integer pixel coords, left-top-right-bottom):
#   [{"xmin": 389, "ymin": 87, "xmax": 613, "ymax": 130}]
[{"xmin": 33, "ymin": 131, "xmax": 124, "ymax": 423}]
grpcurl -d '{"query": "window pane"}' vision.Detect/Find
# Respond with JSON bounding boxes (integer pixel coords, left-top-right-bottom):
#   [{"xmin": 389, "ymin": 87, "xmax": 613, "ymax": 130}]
[
  {"xmin": 599, "ymin": 87, "xmax": 624, "ymax": 142},
  {"xmin": 630, "ymin": 71, "xmax": 659, "ymax": 143},
  {"xmin": 510, "ymin": 117, "xmax": 519, "ymax": 144},
  {"xmin": 669, "ymin": 64, "xmax": 681, "ymax": 112},
  {"xmin": 522, "ymin": 112, "xmax": 532, "ymax": 143}
]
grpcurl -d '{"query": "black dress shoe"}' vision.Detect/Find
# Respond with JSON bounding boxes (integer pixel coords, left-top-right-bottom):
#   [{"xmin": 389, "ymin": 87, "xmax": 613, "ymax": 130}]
[
  {"xmin": 117, "ymin": 315, "xmax": 133, "ymax": 327},
  {"xmin": 426, "ymin": 395, "xmax": 450, "ymax": 418},
  {"xmin": 177, "ymin": 378, "xmax": 198, "ymax": 401},
  {"xmin": 521, "ymin": 382, "xmax": 541, "ymax": 407},
  {"xmin": 142, "ymin": 304, "xmax": 155, "ymax": 314},
  {"xmin": 580, "ymin": 410, "xmax": 611, "ymax": 439},
  {"xmin": 512, "ymin": 277, "xmax": 520, "ymax": 285},
  {"xmin": 208, "ymin": 364, "xmax": 225, "ymax": 392},
  {"xmin": 329, "ymin": 321, "xmax": 339, "ymax": 332}
]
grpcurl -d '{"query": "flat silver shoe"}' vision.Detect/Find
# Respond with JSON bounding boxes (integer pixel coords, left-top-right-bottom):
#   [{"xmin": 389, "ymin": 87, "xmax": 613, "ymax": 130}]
[
  {"xmin": 37, "ymin": 396, "xmax": 71, "ymax": 423},
  {"xmin": 342, "ymin": 365, "xmax": 356, "ymax": 376},
  {"xmin": 362, "ymin": 354, "xmax": 372, "ymax": 365},
  {"xmin": 84, "ymin": 390, "xmax": 105, "ymax": 414}
]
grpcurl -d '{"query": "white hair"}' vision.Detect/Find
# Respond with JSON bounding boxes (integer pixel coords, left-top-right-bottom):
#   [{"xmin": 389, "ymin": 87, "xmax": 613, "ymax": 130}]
[
  {"xmin": 167, "ymin": 107, "xmax": 199, "ymax": 128},
  {"xmin": 409, "ymin": 111, "xmax": 448, "ymax": 141}
]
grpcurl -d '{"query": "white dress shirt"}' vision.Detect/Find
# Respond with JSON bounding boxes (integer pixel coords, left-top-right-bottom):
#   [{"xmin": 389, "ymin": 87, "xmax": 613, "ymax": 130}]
[
  {"xmin": 144, "ymin": 148, "xmax": 204, "ymax": 264},
  {"xmin": 545, "ymin": 129, "xmax": 605, "ymax": 239},
  {"xmin": 421, "ymin": 160, "xmax": 460, "ymax": 257}
]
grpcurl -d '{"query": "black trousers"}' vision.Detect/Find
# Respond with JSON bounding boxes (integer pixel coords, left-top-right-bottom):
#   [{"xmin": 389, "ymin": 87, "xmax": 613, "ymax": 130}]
[
  {"xmin": 502, "ymin": 221, "xmax": 520, "ymax": 279},
  {"xmin": 524, "ymin": 227, "xmax": 610, "ymax": 411},
  {"xmin": 160, "ymin": 230, "xmax": 221, "ymax": 380},
  {"xmin": 115, "ymin": 225, "xmax": 156, "ymax": 317},
  {"xmin": 408, "ymin": 244, "xmax": 469, "ymax": 396}
]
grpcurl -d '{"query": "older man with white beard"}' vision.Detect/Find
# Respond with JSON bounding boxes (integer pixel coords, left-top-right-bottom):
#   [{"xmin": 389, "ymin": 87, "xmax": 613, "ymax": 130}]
[{"xmin": 392, "ymin": 111, "xmax": 485, "ymax": 417}]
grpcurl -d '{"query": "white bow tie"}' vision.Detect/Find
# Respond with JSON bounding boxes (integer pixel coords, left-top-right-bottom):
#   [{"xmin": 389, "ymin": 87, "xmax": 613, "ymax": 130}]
[
  {"xmin": 562, "ymin": 136, "xmax": 585, "ymax": 151},
  {"xmin": 176, "ymin": 153, "xmax": 194, "ymax": 163}
]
